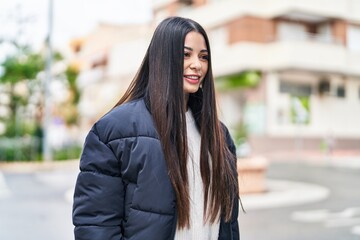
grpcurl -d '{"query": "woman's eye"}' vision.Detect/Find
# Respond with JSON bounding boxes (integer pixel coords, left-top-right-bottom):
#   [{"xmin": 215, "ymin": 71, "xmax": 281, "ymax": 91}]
[
  {"xmin": 201, "ymin": 55, "xmax": 209, "ymax": 60},
  {"xmin": 184, "ymin": 52, "xmax": 191, "ymax": 57}
]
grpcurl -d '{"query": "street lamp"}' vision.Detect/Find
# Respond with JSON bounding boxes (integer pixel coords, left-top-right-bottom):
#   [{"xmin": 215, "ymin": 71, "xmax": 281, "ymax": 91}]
[{"xmin": 43, "ymin": 0, "xmax": 53, "ymax": 161}]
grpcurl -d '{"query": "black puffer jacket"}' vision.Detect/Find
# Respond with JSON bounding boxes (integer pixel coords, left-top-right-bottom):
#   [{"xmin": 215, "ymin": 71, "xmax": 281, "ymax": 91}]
[{"xmin": 72, "ymin": 98, "xmax": 240, "ymax": 240}]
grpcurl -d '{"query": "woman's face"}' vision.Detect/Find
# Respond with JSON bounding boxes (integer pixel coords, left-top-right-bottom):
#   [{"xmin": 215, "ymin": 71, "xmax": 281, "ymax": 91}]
[{"xmin": 183, "ymin": 31, "xmax": 209, "ymax": 94}]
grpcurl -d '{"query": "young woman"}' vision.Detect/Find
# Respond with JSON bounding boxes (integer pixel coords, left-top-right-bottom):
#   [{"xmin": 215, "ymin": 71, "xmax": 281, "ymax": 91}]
[{"xmin": 72, "ymin": 16, "xmax": 240, "ymax": 240}]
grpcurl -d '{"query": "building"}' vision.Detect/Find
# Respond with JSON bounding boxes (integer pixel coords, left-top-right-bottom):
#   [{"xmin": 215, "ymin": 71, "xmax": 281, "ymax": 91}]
[
  {"xmin": 68, "ymin": 23, "xmax": 152, "ymax": 137},
  {"xmin": 71, "ymin": 0, "xmax": 360, "ymax": 155},
  {"xmin": 152, "ymin": 0, "xmax": 360, "ymax": 154}
]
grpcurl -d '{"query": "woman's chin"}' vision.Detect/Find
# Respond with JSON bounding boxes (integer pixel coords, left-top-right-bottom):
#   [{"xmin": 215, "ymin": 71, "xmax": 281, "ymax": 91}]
[{"xmin": 183, "ymin": 87, "xmax": 200, "ymax": 94}]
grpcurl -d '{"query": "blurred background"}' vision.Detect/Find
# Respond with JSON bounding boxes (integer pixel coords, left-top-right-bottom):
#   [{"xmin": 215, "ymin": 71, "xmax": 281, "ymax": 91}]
[{"xmin": 0, "ymin": 0, "xmax": 360, "ymax": 239}]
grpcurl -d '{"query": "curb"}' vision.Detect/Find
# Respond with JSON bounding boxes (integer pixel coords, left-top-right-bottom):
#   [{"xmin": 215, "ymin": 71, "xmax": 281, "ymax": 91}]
[
  {"xmin": 240, "ymin": 179, "xmax": 330, "ymax": 210},
  {"xmin": 0, "ymin": 159, "xmax": 79, "ymax": 173}
]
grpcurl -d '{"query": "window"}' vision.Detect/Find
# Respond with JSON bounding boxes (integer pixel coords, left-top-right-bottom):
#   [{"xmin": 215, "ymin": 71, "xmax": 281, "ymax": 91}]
[
  {"xmin": 336, "ymin": 85, "xmax": 346, "ymax": 98},
  {"xmin": 318, "ymin": 79, "xmax": 331, "ymax": 95},
  {"xmin": 277, "ymin": 22, "xmax": 307, "ymax": 41},
  {"xmin": 179, "ymin": 0, "xmax": 192, "ymax": 5},
  {"xmin": 317, "ymin": 23, "xmax": 333, "ymax": 43},
  {"xmin": 280, "ymin": 81, "xmax": 312, "ymax": 96},
  {"xmin": 347, "ymin": 25, "xmax": 360, "ymax": 52}
]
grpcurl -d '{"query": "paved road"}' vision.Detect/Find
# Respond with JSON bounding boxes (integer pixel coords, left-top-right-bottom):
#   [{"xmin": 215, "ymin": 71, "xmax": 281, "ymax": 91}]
[
  {"xmin": 1, "ymin": 161, "xmax": 359, "ymax": 240},
  {"xmin": 0, "ymin": 169, "xmax": 77, "ymax": 240},
  {"xmin": 239, "ymin": 162, "xmax": 360, "ymax": 240}
]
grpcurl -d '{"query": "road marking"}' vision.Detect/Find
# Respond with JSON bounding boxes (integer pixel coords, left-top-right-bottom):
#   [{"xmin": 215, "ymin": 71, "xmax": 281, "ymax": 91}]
[
  {"xmin": 326, "ymin": 218, "xmax": 360, "ymax": 228},
  {"xmin": 0, "ymin": 171, "xmax": 11, "ymax": 198},
  {"xmin": 292, "ymin": 207, "xmax": 360, "ymax": 236},
  {"xmin": 291, "ymin": 209, "xmax": 329, "ymax": 222}
]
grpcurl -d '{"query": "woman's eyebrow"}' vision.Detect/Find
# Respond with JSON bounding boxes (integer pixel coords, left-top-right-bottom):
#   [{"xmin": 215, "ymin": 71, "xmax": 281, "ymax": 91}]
[{"xmin": 184, "ymin": 46, "xmax": 208, "ymax": 52}]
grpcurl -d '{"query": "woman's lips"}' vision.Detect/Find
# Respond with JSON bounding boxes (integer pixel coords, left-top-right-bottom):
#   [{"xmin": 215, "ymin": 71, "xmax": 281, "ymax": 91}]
[{"xmin": 184, "ymin": 75, "xmax": 200, "ymax": 84}]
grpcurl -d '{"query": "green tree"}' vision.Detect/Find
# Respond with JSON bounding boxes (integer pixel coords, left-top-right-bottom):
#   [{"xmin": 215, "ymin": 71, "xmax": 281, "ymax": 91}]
[
  {"xmin": 217, "ymin": 71, "xmax": 261, "ymax": 90},
  {"xmin": 61, "ymin": 64, "xmax": 80, "ymax": 125},
  {"xmin": 0, "ymin": 47, "xmax": 44, "ymax": 127},
  {"xmin": 0, "ymin": 4, "xmax": 81, "ymax": 161},
  {"xmin": 0, "ymin": 45, "xmax": 45, "ymax": 160},
  {"xmin": 0, "ymin": 45, "xmax": 80, "ymax": 160}
]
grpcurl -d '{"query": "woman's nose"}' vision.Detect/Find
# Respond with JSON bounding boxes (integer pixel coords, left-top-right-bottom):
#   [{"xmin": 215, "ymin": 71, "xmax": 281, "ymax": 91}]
[{"xmin": 190, "ymin": 59, "xmax": 201, "ymax": 70}]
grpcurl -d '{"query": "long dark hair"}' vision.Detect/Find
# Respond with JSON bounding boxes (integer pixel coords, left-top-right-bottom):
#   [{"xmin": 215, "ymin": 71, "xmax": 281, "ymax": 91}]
[{"xmin": 115, "ymin": 17, "xmax": 238, "ymax": 229}]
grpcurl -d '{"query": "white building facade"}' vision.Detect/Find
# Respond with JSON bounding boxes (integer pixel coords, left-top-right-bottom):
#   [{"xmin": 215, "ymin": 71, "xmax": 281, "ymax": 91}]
[
  {"xmin": 72, "ymin": 0, "xmax": 360, "ymax": 154},
  {"xmin": 152, "ymin": 0, "xmax": 360, "ymax": 153}
]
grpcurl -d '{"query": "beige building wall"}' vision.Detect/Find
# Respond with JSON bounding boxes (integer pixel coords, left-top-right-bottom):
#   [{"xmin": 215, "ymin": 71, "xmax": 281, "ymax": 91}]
[
  {"xmin": 265, "ymin": 72, "xmax": 360, "ymax": 138},
  {"xmin": 72, "ymin": 0, "xmax": 360, "ymax": 152}
]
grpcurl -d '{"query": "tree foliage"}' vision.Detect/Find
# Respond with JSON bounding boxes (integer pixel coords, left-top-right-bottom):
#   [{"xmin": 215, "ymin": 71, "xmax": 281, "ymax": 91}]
[
  {"xmin": 0, "ymin": 48, "xmax": 43, "ymax": 139},
  {"xmin": 0, "ymin": 5, "xmax": 81, "ymax": 161},
  {"xmin": 217, "ymin": 71, "xmax": 262, "ymax": 91},
  {"xmin": 0, "ymin": 50, "xmax": 45, "ymax": 84}
]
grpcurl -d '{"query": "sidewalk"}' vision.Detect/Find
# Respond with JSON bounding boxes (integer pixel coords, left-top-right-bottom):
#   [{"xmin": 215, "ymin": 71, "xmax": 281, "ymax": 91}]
[
  {"xmin": 0, "ymin": 159, "xmax": 79, "ymax": 173},
  {"xmin": 239, "ymin": 149, "xmax": 360, "ymax": 210},
  {"xmin": 238, "ymin": 153, "xmax": 360, "ymax": 239},
  {"xmin": 264, "ymin": 149, "xmax": 360, "ymax": 169}
]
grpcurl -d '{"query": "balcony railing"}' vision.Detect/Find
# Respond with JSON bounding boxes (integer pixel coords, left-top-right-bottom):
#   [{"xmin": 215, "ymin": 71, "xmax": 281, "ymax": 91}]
[{"xmin": 276, "ymin": 32, "xmax": 343, "ymax": 45}]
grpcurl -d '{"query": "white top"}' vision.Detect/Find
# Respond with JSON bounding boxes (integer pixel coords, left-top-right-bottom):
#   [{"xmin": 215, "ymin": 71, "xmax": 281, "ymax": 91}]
[{"xmin": 174, "ymin": 111, "xmax": 220, "ymax": 240}]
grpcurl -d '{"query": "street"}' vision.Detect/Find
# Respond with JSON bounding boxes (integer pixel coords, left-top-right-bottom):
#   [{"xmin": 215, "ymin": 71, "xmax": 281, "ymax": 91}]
[
  {"xmin": 0, "ymin": 167, "xmax": 77, "ymax": 240},
  {"xmin": 0, "ymin": 161, "xmax": 359, "ymax": 239},
  {"xmin": 239, "ymin": 162, "xmax": 360, "ymax": 240}
]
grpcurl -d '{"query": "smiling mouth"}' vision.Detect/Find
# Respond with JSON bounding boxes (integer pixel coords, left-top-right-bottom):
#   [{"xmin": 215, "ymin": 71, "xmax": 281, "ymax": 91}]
[{"xmin": 184, "ymin": 75, "xmax": 200, "ymax": 84}]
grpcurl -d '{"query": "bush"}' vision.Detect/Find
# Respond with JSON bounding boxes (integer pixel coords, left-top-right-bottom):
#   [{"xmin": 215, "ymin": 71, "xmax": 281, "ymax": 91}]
[
  {"xmin": 53, "ymin": 145, "xmax": 82, "ymax": 161},
  {"xmin": 0, "ymin": 137, "xmax": 82, "ymax": 161},
  {"xmin": 0, "ymin": 137, "xmax": 41, "ymax": 161}
]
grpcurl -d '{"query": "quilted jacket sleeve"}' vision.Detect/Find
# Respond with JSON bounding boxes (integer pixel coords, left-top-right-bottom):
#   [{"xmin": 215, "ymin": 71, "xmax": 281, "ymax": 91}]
[
  {"xmin": 72, "ymin": 124, "xmax": 124, "ymax": 240},
  {"xmin": 223, "ymin": 125, "xmax": 240, "ymax": 240}
]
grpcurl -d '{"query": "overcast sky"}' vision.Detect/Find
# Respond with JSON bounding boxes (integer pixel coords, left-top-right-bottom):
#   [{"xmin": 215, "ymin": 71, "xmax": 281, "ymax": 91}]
[{"xmin": 0, "ymin": 0, "xmax": 152, "ymax": 50}]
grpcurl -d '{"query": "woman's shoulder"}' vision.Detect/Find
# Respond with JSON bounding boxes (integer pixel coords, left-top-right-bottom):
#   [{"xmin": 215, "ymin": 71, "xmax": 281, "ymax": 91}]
[
  {"xmin": 220, "ymin": 122, "xmax": 236, "ymax": 154},
  {"xmin": 98, "ymin": 98, "xmax": 144, "ymax": 121},
  {"xmin": 93, "ymin": 98, "xmax": 157, "ymax": 142},
  {"xmin": 220, "ymin": 122, "xmax": 231, "ymax": 140}
]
